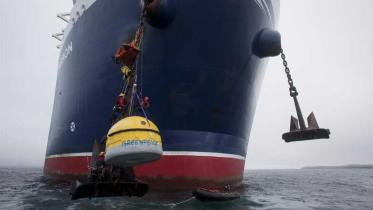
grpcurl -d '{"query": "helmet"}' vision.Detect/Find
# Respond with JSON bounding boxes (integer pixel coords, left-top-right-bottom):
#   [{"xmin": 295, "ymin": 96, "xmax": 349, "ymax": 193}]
[{"xmin": 119, "ymin": 93, "xmax": 125, "ymax": 97}]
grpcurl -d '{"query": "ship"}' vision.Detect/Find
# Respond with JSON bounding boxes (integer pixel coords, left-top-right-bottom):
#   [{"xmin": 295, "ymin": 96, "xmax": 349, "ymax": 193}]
[{"xmin": 45, "ymin": 0, "xmax": 280, "ymax": 190}]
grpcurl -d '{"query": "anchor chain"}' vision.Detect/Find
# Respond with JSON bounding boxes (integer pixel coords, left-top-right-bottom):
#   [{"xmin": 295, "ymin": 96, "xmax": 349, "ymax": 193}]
[
  {"xmin": 280, "ymin": 48, "xmax": 306, "ymax": 129},
  {"xmin": 280, "ymin": 49, "xmax": 298, "ymax": 97},
  {"xmin": 127, "ymin": 7, "xmax": 146, "ymax": 116},
  {"xmin": 133, "ymin": 6, "xmax": 146, "ymax": 48}
]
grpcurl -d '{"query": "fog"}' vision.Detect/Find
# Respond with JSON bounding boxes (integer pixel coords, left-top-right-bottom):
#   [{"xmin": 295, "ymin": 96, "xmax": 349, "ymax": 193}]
[{"xmin": 0, "ymin": 0, "xmax": 372, "ymax": 169}]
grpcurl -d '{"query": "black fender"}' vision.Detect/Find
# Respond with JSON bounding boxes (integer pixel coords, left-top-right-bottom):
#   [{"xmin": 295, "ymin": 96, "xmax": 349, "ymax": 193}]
[
  {"xmin": 145, "ymin": 0, "xmax": 176, "ymax": 28},
  {"xmin": 252, "ymin": 28, "xmax": 282, "ymax": 58}
]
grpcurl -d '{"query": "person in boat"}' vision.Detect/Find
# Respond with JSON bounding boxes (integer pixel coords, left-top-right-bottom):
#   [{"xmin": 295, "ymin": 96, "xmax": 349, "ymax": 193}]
[
  {"xmin": 97, "ymin": 152, "xmax": 105, "ymax": 163},
  {"xmin": 100, "ymin": 136, "xmax": 116, "ymax": 181},
  {"xmin": 97, "ymin": 137, "xmax": 135, "ymax": 183},
  {"xmin": 95, "ymin": 151, "xmax": 106, "ymax": 180}
]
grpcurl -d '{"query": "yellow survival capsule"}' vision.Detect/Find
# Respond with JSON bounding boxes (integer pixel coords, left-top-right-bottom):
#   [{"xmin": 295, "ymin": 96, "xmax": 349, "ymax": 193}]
[{"xmin": 105, "ymin": 116, "xmax": 163, "ymax": 167}]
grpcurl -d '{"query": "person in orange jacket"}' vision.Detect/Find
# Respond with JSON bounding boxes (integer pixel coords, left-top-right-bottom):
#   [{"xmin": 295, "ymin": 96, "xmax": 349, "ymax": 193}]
[{"xmin": 116, "ymin": 93, "xmax": 126, "ymax": 110}]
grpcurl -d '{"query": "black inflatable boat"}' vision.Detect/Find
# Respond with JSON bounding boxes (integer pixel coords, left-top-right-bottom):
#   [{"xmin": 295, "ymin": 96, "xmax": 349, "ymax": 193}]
[
  {"xmin": 70, "ymin": 180, "xmax": 149, "ymax": 200},
  {"xmin": 192, "ymin": 188, "xmax": 240, "ymax": 202}
]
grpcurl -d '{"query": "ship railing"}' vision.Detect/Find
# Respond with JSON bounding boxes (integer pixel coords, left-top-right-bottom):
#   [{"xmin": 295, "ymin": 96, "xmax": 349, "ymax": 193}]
[
  {"xmin": 52, "ymin": 13, "xmax": 71, "ymax": 49},
  {"xmin": 57, "ymin": 13, "xmax": 71, "ymax": 23}
]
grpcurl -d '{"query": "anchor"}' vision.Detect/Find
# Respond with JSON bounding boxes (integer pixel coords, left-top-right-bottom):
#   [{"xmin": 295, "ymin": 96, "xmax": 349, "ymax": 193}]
[
  {"xmin": 282, "ymin": 98, "xmax": 331, "ymax": 142},
  {"xmin": 280, "ymin": 49, "xmax": 330, "ymax": 143}
]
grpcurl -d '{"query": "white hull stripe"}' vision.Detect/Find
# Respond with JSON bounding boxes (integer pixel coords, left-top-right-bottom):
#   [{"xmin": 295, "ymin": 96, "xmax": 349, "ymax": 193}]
[
  {"xmin": 45, "ymin": 151, "xmax": 245, "ymax": 160},
  {"xmin": 46, "ymin": 152, "xmax": 92, "ymax": 159},
  {"xmin": 163, "ymin": 151, "xmax": 245, "ymax": 160}
]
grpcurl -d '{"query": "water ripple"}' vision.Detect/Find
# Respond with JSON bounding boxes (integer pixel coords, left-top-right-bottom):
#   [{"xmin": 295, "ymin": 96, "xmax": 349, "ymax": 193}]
[{"xmin": 0, "ymin": 168, "xmax": 372, "ymax": 210}]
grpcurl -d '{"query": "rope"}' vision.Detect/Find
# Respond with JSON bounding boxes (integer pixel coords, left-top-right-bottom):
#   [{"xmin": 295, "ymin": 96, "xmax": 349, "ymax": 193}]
[
  {"xmin": 136, "ymin": 92, "xmax": 150, "ymax": 125},
  {"xmin": 135, "ymin": 37, "xmax": 144, "ymax": 97},
  {"xmin": 111, "ymin": 5, "xmax": 146, "ymax": 119},
  {"xmin": 128, "ymin": 75, "xmax": 137, "ymax": 116},
  {"xmin": 139, "ymin": 35, "xmax": 144, "ymax": 96},
  {"xmin": 169, "ymin": 197, "xmax": 194, "ymax": 208},
  {"xmin": 122, "ymin": 77, "xmax": 130, "ymax": 95},
  {"xmin": 128, "ymin": 8, "xmax": 146, "ymax": 115}
]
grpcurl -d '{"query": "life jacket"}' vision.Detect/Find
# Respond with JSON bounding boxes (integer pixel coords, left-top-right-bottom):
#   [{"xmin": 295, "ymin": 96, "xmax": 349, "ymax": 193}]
[
  {"xmin": 116, "ymin": 96, "xmax": 126, "ymax": 109},
  {"xmin": 121, "ymin": 66, "xmax": 131, "ymax": 77},
  {"xmin": 98, "ymin": 152, "xmax": 105, "ymax": 161}
]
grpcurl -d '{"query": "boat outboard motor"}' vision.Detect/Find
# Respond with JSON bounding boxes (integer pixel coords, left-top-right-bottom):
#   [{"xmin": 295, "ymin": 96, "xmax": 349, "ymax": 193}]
[
  {"xmin": 144, "ymin": 0, "xmax": 176, "ymax": 28},
  {"xmin": 70, "ymin": 139, "xmax": 150, "ymax": 200}
]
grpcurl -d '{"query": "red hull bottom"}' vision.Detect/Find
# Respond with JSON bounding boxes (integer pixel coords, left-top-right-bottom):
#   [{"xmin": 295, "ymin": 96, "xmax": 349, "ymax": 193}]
[{"xmin": 44, "ymin": 154, "xmax": 245, "ymax": 190}]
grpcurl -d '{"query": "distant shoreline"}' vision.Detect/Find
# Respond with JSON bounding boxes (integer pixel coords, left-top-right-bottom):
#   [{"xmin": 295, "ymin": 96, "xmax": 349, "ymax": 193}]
[{"xmin": 302, "ymin": 164, "xmax": 373, "ymax": 169}]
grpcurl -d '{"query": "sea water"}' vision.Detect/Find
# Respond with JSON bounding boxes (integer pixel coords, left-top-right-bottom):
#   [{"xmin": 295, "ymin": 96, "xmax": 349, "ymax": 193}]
[{"xmin": 0, "ymin": 168, "xmax": 372, "ymax": 210}]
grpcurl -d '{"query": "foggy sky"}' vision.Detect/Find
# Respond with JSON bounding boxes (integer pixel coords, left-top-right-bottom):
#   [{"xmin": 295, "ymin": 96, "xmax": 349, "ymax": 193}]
[{"xmin": 0, "ymin": 0, "xmax": 372, "ymax": 169}]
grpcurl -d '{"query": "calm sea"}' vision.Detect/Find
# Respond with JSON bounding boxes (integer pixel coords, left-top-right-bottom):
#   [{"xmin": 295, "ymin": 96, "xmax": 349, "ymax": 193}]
[{"xmin": 0, "ymin": 168, "xmax": 372, "ymax": 210}]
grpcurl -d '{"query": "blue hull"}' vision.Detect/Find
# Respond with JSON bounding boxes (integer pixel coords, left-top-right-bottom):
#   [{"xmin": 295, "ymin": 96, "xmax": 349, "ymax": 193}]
[{"xmin": 45, "ymin": 0, "xmax": 277, "ymax": 187}]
